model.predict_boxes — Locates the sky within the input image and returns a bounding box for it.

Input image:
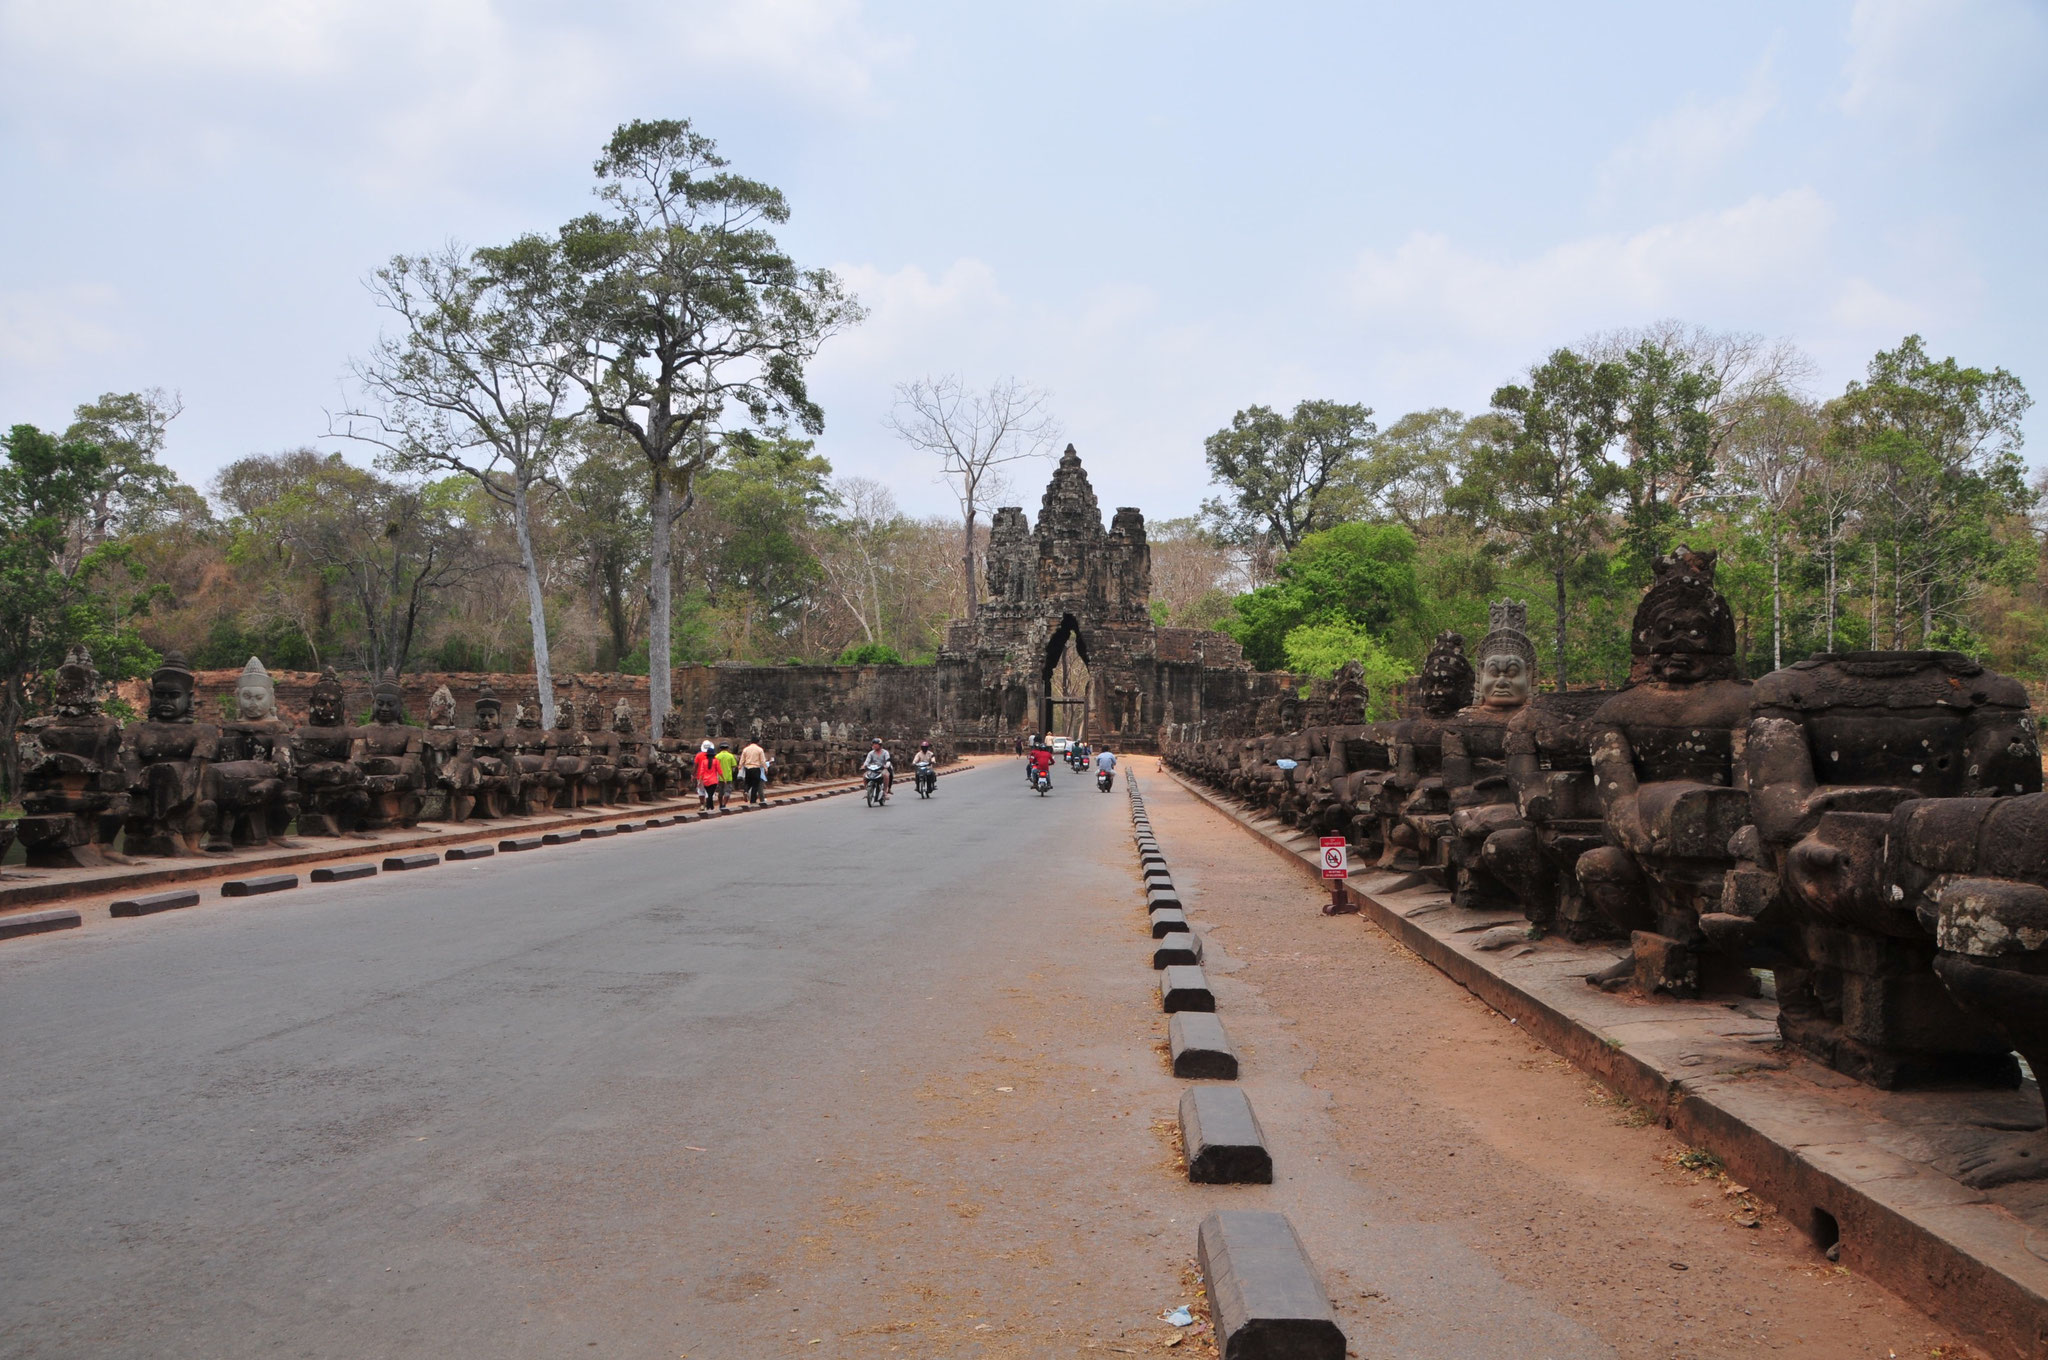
[3,0,2044,524]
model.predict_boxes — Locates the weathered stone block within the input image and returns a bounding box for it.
[110,889,200,918]
[1196,1211,1344,1358]
[0,908,82,941]
[222,874,298,897]
[1150,908,1189,938]
[542,831,579,844]
[1153,931,1202,968]
[1162,965,1214,1012]
[1180,1086,1272,1183]
[1170,1011,1238,1079]
[311,863,378,882]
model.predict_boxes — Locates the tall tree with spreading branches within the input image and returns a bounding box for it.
[885,375,1059,623]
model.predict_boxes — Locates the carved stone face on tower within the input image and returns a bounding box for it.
[149,652,197,723]
[235,656,278,722]
[1416,632,1474,719]
[1633,547,1738,684]
[1476,601,1537,711]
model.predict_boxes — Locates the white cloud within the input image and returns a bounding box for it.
[1595,57,1776,214]
[1841,0,2048,130]
[1346,189,1835,347]
[0,285,124,366]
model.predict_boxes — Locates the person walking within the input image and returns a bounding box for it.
[715,740,739,809]
[739,736,767,805]
[693,741,719,811]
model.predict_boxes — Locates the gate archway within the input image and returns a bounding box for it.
[1040,613,1091,741]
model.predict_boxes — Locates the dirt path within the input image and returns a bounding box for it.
[1134,758,1982,1359]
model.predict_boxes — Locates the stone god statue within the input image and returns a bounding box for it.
[578,697,621,806]
[450,683,520,821]
[613,699,653,804]
[1439,602,1538,911]
[1578,548,1754,995]
[121,651,222,857]
[550,699,593,809]
[417,684,461,821]
[1726,650,2040,1086]
[653,709,693,798]
[1377,631,1473,868]
[14,645,131,868]
[508,697,564,814]
[204,656,300,850]
[291,667,370,836]
[355,670,425,831]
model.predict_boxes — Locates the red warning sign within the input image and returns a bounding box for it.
[1319,835,1348,880]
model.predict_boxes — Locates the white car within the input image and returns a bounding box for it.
[1050,736,1073,753]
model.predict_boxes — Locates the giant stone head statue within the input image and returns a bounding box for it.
[1475,601,1537,712]
[473,682,502,731]
[661,710,686,739]
[612,698,636,734]
[1416,632,1474,719]
[581,699,605,732]
[148,651,198,723]
[555,699,578,732]
[1632,546,1738,685]
[308,667,347,728]
[371,669,405,726]
[54,645,103,720]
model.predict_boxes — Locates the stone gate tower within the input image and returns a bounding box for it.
[935,445,1269,748]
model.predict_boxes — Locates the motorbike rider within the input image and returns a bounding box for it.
[862,737,894,799]
[1028,738,1055,788]
[1094,745,1117,790]
[912,740,936,791]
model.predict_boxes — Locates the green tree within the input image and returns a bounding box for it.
[61,389,208,547]
[1223,521,1421,671]
[496,118,861,723]
[338,245,581,724]
[1828,335,2034,648]
[678,432,833,659]
[1613,341,1721,580]
[1,425,159,797]
[1201,399,1376,556]
[1454,350,1626,687]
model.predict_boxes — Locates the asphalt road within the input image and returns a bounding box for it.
[5,763,1167,1358]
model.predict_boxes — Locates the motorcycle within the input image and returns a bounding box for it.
[914,764,936,798]
[1097,767,1114,792]
[1035,768,1052,795]
[865,766,888,807]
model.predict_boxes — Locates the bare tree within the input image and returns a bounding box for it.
[809,477,902,646]
[1583,319,1815,461]
[1723,393,1822,668]
[884,375,1059,622]
[335,245,577,724]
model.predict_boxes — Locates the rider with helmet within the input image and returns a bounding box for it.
[912,739,937,794]
[1028,736,1055,789]
[862,738,893,799]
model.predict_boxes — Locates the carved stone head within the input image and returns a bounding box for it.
[1329,659,1368,726]
[473,683,502,732]
[613,698,635,734]
[581,699,605,732]
[371,669,404,726]
[1475,600,1537,712]
[229,655,277,721]
[1416,632,1474,719]
[1632,547,1738,684]
[148,651,197,723]
[661,711,685,739]
[308,668,348,728]
[426,684,457,728]
[54,645,102,720]
[555,699,578,732]
[515,696,544,730]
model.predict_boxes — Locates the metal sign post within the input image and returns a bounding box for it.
[1319,835,1356,915]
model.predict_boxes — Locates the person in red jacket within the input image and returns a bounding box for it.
[693,741,720,810]
[1028,739,1054,788]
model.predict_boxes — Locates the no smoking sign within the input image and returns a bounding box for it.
[1319,835,1348,880]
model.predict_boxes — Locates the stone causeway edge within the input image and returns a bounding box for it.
[1165,764,2048,1360]
[0,761,976,917]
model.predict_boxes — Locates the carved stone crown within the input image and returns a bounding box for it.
[1479,599,1538,672]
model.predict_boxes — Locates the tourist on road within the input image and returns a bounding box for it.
[1094,746,1117,791]
[693,741,719,810]
[739,737,767,804]
[1028,740,1055,789]
[863,738,894,800]
[715,740,738,808]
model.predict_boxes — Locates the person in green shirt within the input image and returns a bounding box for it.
[714,740,739,808]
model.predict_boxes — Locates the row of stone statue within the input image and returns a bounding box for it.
[10,651,913,867]
[1164,549,2048,1163]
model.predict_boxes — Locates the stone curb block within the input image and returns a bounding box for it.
[311,863,378,882]
[446,846,495,861]
[1146,888,1182,910]
[581,826,616,839]
[1149,908,1189,939]
[1196,1211,1344,1358]
[222,874,299,897]
[543,831,579,844]
[1152,931,1202,968]
[1180,1086,1273,1184]
[1144,870,1173,887]
[110,889,200,918]
[615,822,642,832]
[1161,965,1214,1013]
[498,837,545,852]
[382,853,440,871]
[1169,1011,1239,1079]
[0,908,82,940]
